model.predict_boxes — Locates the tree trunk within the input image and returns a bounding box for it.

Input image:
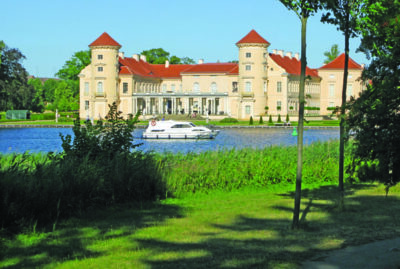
[339,3,350,210]
[292,16,307,229]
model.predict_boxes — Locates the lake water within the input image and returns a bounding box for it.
[0,127,339,154]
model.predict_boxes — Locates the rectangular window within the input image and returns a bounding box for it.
[245,81,252,92]
[85,101,89,110]
[329,84,335,97]
[347,84,353,96]
[171,84,175,91]
[329,74,335,79]
[329,102,335,108]
[84,82,89,96]
[162,84,167,92]
[246,52,251,58]
[98,54,103,60]
[98,66,103,72]
[264,82,267,93]
[277,81,282,93]
[245,105,251,114]
[245,65,251,71]
[123,82,128,94]
[232,82,238,92]
[277,101,282,107]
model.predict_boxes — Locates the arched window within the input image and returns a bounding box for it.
[193,82,200,92]
[97,82,103,94]
[211,82,217,93]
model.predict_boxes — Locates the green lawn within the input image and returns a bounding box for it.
[1,183,399,268]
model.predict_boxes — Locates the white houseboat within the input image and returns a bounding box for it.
[142,120,219,139]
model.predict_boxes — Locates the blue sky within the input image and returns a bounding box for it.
[1,0,368,78]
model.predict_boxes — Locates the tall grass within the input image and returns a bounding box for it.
[0,140,343,230]
[0,151,165,230]
[159,140,341,196]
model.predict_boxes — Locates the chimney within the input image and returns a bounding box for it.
[285,52,292,58]
[272,49,277,54]
[198,59,204,64]
[118,52,124,59]
[277,50,284,57]
[140,55,147,62]
[165,60,170,68]
[361,64,365,69]
[294,53,300,60]
[132,54,139,61]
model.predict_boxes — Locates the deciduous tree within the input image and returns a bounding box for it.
[279,0,324,229]
[322,0,363,209]
[140,48,195,64]
[347,0,400,193]
[0,43,40,111]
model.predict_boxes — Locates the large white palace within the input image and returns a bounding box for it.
[79,30,364,120]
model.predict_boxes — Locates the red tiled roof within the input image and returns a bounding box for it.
[269,53,319,77]
[119,57,155,77]
[151,64,193,78]
[319,53,362,69]
[89,32,121,47]
[181,63,238,74]
[236,30,270,45]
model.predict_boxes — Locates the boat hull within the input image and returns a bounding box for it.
[142,131,219,139]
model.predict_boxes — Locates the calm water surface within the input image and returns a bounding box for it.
[0,127,339,154]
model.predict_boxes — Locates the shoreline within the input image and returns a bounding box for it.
[0,124,340,129]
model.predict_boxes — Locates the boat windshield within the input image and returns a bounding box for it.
[171,124,193,129]
[190,123,196,127]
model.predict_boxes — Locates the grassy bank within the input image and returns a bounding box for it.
[1,184,399,268]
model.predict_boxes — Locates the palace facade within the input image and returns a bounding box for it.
[79,30,364,120]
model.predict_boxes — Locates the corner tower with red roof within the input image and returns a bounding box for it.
[80,32,122,119]
[236,30,270,119]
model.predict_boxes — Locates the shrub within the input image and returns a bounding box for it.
[249,116,253,125]
[286,114,290,122]
[220,117,238,123]
[0,102,166,230]
[259,116,264,124]
[268,115,273,124]
[277,114,282,123]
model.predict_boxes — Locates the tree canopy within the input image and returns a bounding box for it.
[0,42,41,112]
[347,0,400,192]
[140,48,195,64]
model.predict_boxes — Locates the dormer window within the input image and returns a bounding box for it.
[98,54,103,60]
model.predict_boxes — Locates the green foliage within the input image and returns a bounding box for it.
[161,141,341,196]
[0,43,40,112]
[140,48,194,65]
[55,50,90,81]
[249,116,253,125]
[277,114,282,123]
[0,103,165,230]
[304,106,320,110]
[286,114,290,122]
[269,115,273,124]
[219,117,238,123]
[348,0,400,190]
[259,116,264,124]
[323,44,340,64]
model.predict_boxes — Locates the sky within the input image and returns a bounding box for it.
[1,0,368,78]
